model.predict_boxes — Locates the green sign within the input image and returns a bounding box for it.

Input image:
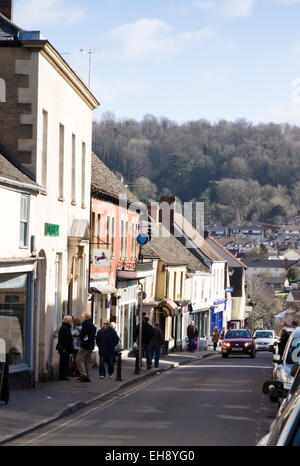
[45,223,60,236]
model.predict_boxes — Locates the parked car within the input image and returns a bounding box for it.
[221,329,255,358]
[257,385,300,446]
[265,327,300,403]
[253,329,278,352]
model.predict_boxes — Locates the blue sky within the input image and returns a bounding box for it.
[13,0,300,125]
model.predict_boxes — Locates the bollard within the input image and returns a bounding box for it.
[134,349,140,374]
[115,352,122,381]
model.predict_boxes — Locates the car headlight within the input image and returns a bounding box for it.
[225,342,231,347]
[244,343,250,347]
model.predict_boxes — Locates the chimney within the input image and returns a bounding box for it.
[0,0,13,20]
[159,196,176,234]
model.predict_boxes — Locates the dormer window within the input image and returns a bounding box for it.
[0,78,6,102]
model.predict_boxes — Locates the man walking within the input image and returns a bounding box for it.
[149,323,164,369]
[187,320,198,353]
[134,316,154,370]
[96,320,119,379]
[76,312,96,382]
[56,315,74,381]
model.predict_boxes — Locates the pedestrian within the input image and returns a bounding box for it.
[187,321,199,353]
[149,323,164,369]
[220,327,226,340]
[278,327,290,357]
[134,316,154,369]
[56,315,74,381]
[71,317,82,377]
[110,322,122,363]
[96,320,119,379]
[76,311,96,382]
[211,327,220,351]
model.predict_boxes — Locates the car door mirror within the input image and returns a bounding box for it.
[273,354,282,363]
[291,364,299,378]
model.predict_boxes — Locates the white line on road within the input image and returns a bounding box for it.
[177,365,271,369]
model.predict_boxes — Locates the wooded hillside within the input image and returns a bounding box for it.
[92,113,300,225]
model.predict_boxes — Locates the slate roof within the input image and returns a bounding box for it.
[173,212,224,263]
[207,236,247,268]
[0,152,39,189]
[142,222,208,273]
[91,152,142,206]
[242,259,295,268]
[0,12,22,41]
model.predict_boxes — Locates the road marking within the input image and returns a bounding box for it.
[177,365,271,369]
[218,415,256,422]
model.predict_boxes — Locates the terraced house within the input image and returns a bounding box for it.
[0,4,99,386]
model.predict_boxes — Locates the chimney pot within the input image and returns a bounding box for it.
[0,0,13,20]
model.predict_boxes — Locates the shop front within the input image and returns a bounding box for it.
[192,308,210,339]
[210,299,227,334]
[116,281,138,351]
[154,299,180,353]
[0,261,35,388]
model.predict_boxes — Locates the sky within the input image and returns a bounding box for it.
[12,0,300,126]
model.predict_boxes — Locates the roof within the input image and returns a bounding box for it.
[91,152,142,207]
[242,259,295,268]
[207,236,247,268]
[0,12,22,41]
[0,152,39,190]
[288,290,300,301]
[142,222,208,272]
[173,212,224,263]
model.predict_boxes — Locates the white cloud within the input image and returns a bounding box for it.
[14,0,86,29]
[103,18,215,61]
[220,0,256,18]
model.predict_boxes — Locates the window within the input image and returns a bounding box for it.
[41,110,48,187]
[0,78,5,102]
[131,223,135,258]
[125,221,128,258]
[58,124,64,199]
[71,134,76,204]
[106,216,110,251]
[0,272,31,366]
[97,214,101,248]
[111,217,115,257]
[19,195,30,248]
[81,142,86,208]
[173,272,177,300]
[121,220,124,258]
[91,212,95,248]
[54,254,62,332]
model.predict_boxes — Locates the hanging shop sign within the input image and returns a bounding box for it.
[93,249,111,267]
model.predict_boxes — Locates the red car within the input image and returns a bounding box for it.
[221,329,255,358]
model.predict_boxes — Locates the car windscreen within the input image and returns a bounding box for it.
[255,331,273,338]
[286,337,300,366]
[225,330,251,339]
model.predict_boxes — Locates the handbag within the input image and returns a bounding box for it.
[114,342,123,353]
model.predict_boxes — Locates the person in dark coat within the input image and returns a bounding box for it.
[96,320,119,379]
[134,316,154,369]
[278,327,290,357]
[149,323,164,369]
[76,312,96,382]
[187,321,199,353]
[56,315,74,381]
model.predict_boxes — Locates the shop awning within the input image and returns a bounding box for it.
[156,299,180,317]
[89,285,117,295]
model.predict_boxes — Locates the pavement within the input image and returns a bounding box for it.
[0,349,215,445]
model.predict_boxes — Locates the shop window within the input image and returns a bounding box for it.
[0,78,5,102]
[0,272,31,366]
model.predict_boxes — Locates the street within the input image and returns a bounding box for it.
[5,351,278,446]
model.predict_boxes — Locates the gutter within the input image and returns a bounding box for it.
[0,176,46,194]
